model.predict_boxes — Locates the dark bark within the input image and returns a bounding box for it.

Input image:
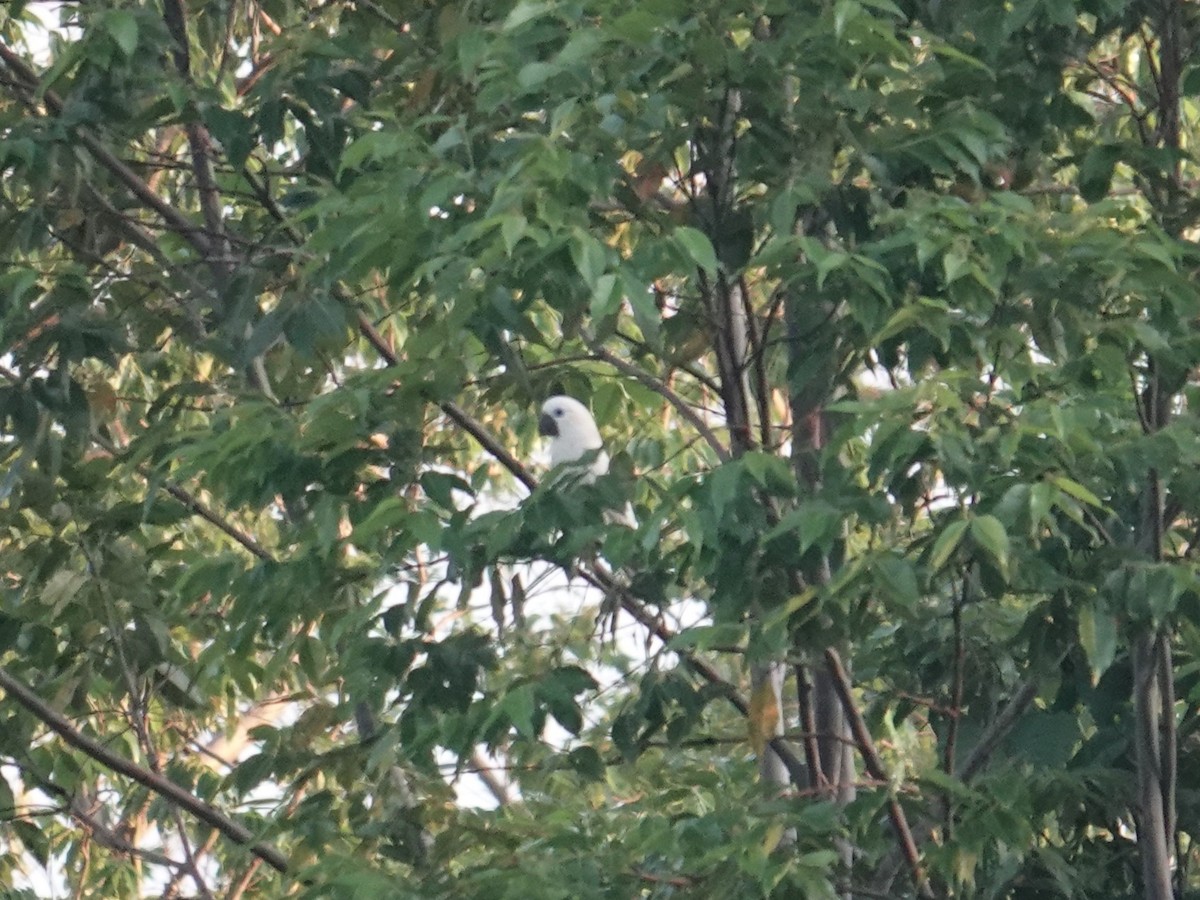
[0,667,289,874]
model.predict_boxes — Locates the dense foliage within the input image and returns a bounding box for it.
[1,0,1199,896]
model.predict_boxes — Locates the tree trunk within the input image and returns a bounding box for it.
[1132,629,1175,900]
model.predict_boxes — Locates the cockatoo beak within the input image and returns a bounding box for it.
[538,413,558,437]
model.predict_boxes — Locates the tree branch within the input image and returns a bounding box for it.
[0,667,289,874]
[162,0,229,259]
[27,769,183,871]
[470,748,513,806]
[0,44,213,257]
[583,337,730,461]
[577,560,808,786]
[615,328,722,394]
[92,428,274,562]
[352,312,538,492]
[958,677,1038,782]
[824,649,932,898]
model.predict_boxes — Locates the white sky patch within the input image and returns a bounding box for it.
[21,3,75,64]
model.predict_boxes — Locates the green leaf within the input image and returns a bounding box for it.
[589,272,620,320]
[36,39,85,99]
[1008,711,1080,768]
[833,0,861,37]
[502,685,537,738]
[942,245,971,284]
[669,623,747,651]
[675,226,719,274]
[876,298,951,345]
[204,106,255,170]
[566,745,604,780]
[625,279,662,343]
[610,10,660,43]
[1078,143,1122,203]
[815,249,852,289]
[929,42,993,73]
[873,553,920,607]
[12,819,49,867]
[970,514,1010,575]
[1049,475,1105,509]
[517,61,559,90]
[929,518,968,571]
[41,569,87,614]
[350,497,409,544]
[1078,603,1117,683]
[500,213,526,255]
[0,774,13,822]
[420,471,473,510]
[503,0,553,30]
[104,10,139,58]
[230,752,275,796]
[1184,65,1200,96]
[570,231,608,287]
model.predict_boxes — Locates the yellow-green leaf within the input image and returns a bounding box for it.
[970,514,1010,575]
[929,518,968,571]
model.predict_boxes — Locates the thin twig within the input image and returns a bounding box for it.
[958,677,1038,782]
[28,770,183,870]
[161,829,220,900]
[92,431,274,562]
[615,328,722,393]
[470,748,513,806]
[577,560,808,785]
[163,0,230,262]
[584,338,730,461]
[738,274,773,451]
[943,573,967,836]
[352,313,538,491]
[224,785,306,900]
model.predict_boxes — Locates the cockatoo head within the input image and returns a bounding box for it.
[538,395,608,477]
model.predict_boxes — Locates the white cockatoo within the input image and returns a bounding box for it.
[538,395,635,526]
[538,395,609,481]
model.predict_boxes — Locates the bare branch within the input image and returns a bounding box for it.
[162,0,229,256]
[942,574,967,834]
[584,337,730,461]
[0,667,289,874]
[470,748,513,806]
[824,648,933,898]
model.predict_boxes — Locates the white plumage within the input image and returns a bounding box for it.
[538,395,609,482]
[538,395,635,527]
